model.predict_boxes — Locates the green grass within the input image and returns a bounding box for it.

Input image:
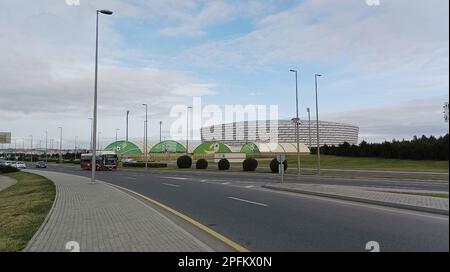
[0,172,55,252]
[233,155,449,173]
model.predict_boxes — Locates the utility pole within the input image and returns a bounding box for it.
[142,104,148,169]
[186,106,192,154]
[159,121,162,143]
[45,131,48,163]
[290,69,301,175]
[307,108,312,149]
[91,9,114,184]
[126,110,130,144]
[75,136,78,161]
[30,135,33,163]
[58,127,63,163]
[315,74,322,174]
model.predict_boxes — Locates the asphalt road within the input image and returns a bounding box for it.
[37,165,449,252]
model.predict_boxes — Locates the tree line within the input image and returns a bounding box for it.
[310,134,449,161]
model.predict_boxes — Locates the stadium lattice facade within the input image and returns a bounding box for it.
[200,120,359,147]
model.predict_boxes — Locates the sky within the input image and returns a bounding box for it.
[0,0,448,149]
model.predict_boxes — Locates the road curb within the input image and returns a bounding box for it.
[262,185,449,216]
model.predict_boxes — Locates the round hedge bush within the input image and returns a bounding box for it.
[269,158,288,173]
[242,158,258,171]
[218,158,230,170]
[177,155,192,169]
[196,159,208,169]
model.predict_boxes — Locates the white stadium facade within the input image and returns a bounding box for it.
[200,120,359,149]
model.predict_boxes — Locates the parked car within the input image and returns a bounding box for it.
[35,161,47,168]
[11,161,27,169]
[121,158,136,163]
[0,160,7,166]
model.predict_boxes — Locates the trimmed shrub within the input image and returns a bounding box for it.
[269,158,288,173]
[123,162,167,168]
[177,155,192,169]
[196,159,208,169]
[243,158,258,171]
[218,158,230,170]
[0,165,20,173]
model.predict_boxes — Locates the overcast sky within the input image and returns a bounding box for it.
[0,0,448,149]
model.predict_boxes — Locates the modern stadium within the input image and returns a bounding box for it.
[103,120,358,157]
[200,120,359,148]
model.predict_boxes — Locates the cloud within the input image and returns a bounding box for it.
[322,96,449,142]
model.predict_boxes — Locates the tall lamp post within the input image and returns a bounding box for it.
[307,108,312,149]
[29,135,33,163]
[186,106,192,154]
[91,9,113,184]
[126,110,130,144]
[142,103,148,169]
[58,127,63,163]
[115,129,120,153]
[290,69,301,175]
[159,121,162,143]
[314,74,322,174]
[44,130,48,163]
[75,136,78,161]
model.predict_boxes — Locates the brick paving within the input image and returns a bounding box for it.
[24,170,213,252]
[264,183,449,214]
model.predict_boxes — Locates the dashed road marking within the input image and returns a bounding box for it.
[228,197,268,207]
[163,183,181,188]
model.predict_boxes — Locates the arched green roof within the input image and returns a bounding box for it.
[150,140,186,153]
[240,142,260,154]
[104,141,143,155]
[193,141,232,154]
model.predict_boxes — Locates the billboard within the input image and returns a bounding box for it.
[0,132,11,144]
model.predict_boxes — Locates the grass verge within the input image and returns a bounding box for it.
[0,172,55,252]
[231,155,449,173]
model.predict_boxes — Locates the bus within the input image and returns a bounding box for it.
[80,151,118,171]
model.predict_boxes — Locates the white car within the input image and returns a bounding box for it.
[11,161,27,169]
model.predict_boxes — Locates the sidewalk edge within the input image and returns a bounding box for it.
[262,185,449,216]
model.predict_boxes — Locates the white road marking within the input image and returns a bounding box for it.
[222,182,230,185]
[165,177,188,180]
[245,185,255,189]
[228,197,268,207]
[163,183,181,188]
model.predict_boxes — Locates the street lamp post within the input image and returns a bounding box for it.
[126,110,130,144]
[115,129,120,153]
[315,74,322,174]
[186,106,192,155]
[91,9,113,184]
[75,136,78,161]
[30,135,33,163]
[159,121,162,143]
[307,108,312,149]
[290,69,301,175]
[58,127,63,163]
[142,104,148,169]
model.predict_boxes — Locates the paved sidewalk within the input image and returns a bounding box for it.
[24,170,213,252]
[0,175,17,192]
[263,183,449,215]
